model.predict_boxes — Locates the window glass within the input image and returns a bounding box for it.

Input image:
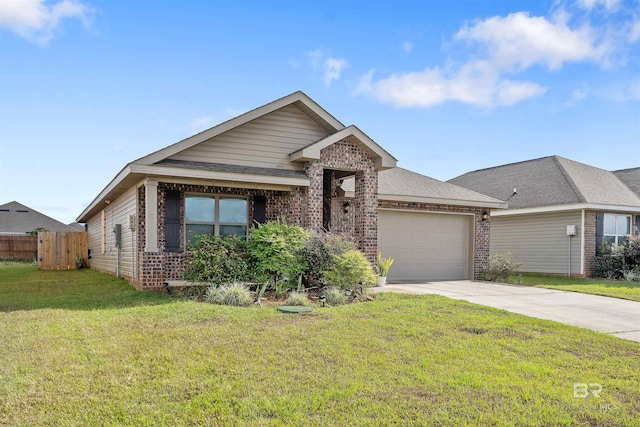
[604,214,616,235]
[603,236,616,245]
[618,216,631,235]
[220,225,247,237]
[219,198,247,223]
[186,224,214,245]
[185,197,215,222]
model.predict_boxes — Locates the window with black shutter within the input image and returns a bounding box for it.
[165,190,181,252]
[253,195,266,225]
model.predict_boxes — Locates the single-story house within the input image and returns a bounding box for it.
[449,156,640,277]
[77,91,506,289]
[0,201,80,235]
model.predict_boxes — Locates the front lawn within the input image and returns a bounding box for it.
[516,273,640,302]
[1,264,639,426]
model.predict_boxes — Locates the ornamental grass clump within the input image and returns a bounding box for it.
[323,286,347,306]
[285,290,311,306]
[206,282,253,307]
[481,252,521,283]
[377,252,394,277]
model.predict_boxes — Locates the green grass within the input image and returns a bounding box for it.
[1,264,639,426]
[516,273,640,302]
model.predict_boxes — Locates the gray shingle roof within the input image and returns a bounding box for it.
[448,156,640,210]
[613,167,640,197]
[342,167,506,206]
[155,159,309,179]
[0,201,79,235]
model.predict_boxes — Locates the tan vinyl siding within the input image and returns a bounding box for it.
[168,104,329,170]
[491,210,583,275]
[86,186,137,280]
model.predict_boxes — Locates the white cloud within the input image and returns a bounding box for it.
[630,80,640,100]
[357,10,613,108]
[402,40,413,53]
[0,0,92,46]
[454,12,610,70]
[323,57,347,87]
[576,0,620,11]
[571,87,588,102]
[630,19,640,42]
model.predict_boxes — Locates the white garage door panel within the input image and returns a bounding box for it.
[378,210,472,281]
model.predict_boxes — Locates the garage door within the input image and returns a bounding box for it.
[378,210,472,282]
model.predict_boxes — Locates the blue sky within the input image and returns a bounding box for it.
[1,0,639,224]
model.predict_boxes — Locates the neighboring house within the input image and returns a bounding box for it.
[613,167,640,198]
[0,201,79,235]
[449,156,640,277]
[67,222,86,232]
[77,91,505,289]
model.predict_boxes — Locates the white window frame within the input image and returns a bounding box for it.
[603,213,631,246]
[184,195,248,245]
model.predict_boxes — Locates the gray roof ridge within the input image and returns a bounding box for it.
[552,156,587,203]
[613,166,640,173]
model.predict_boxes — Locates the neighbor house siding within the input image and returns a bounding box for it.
[167,105,330,170]
[491,210,583,275]
[86,186,137,280]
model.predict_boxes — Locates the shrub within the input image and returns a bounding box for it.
[323,286,347,306]
[285,291,311,306]
[184,235,249,285]
[595,229,640,280]
[322,249,376,289]
[302,233,356,286]
[481,252,521,283]
[206,282,253,307]
[248,219,310,293]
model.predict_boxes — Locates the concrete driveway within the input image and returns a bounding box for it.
[379,281,640,343]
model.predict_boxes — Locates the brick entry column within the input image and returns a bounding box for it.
[304,161,324,232]
[353,169,378,263]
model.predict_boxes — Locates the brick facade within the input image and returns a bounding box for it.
[583,209,637,277]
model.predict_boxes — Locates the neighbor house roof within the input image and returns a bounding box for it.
[613,167,640,197]
[448,156,640,215]
[0,201,79,235]
[341,167,507,209]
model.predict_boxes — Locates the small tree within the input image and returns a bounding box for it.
[248,219,310,296]
[322,249,376,289]
[27,227,47,236]
[301,233,356,286]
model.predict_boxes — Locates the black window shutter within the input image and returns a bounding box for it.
[636,215,640,233]
[253,195,267,225]
[595,212,604,255]
[165,190,181,252]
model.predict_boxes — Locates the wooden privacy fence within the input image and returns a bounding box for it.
[0,235,37,260]
[38,231,88,270]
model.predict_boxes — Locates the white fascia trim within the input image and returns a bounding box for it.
[289,125,397,169]
[137,92,344,166]
[130,164,310,188]
[345,191,508,209]
[76,165,132,222]
[491,203,640,216]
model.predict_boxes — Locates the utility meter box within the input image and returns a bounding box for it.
[566,225,576,236]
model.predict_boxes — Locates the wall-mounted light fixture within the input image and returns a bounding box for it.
[343,201,350,214]
[481,211,489,221]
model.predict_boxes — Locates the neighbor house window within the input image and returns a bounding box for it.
[185,195,247,244]
[603,214,631,246]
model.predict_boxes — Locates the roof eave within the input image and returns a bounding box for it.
[491,203,640,216]
[343,191,508,209]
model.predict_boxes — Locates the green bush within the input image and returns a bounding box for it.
[595,229,640,280]
[323,286,347,306]
[184,235,249,285]
[285,291,311,306]
[481,252,521,283]
[302,233,356,286]
[248,219,310,294]
[322,249,376,289]
[206,283,253,307]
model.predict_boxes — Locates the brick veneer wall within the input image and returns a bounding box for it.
[134,182,305,289]
[378,200,490,280]
[305,139,378,262]
[583,210,597,277]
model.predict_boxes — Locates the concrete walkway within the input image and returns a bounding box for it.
[378,281,640,343]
